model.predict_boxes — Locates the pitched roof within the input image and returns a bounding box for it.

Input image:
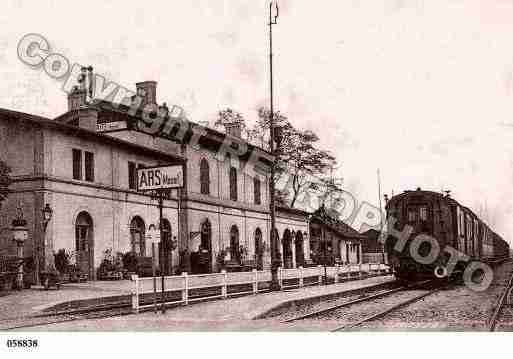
[0,107,184,163]
[311,206,366,240]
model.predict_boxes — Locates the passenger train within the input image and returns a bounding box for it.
[384,189,509,280]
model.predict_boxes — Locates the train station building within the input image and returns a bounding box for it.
[0,80,312,280]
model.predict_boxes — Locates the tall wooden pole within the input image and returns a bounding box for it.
[159,192,166,314]
[269,1,280,291]
[377,169,385,263]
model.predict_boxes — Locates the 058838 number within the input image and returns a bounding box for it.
[6,339,38,348]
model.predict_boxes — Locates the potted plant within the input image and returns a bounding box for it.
[122,252,137,279]
[54,249,71,282]
[216,248,227,272]
[98,248,124,280]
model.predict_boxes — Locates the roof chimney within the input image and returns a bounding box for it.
[224,122,242,138]
[68,86,87,111]
[77,107,98,132]
[136,81,157,107]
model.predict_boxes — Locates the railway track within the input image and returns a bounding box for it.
[488,260,513,331]
[282,279,447,331]
[331,285,444,331]
[0,306,133,331]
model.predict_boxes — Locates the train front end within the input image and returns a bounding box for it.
[384,189,450,281]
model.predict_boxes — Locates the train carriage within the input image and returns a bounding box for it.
[384,188,509,280]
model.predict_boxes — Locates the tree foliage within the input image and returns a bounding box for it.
[0,160,11,208]
[215,108,246,129]
[251,107,338,209]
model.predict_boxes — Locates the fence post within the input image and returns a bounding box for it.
[299,266,304,288]
[318,265,322,286]
[131,274,139,314]
[347,265,351,280]
[334,264,339,283]
[253,269,258,294]
[358,263,363,278]
[222,270,228,298]
[182,272,189,305]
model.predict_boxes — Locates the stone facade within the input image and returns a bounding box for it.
[0,86,311,279]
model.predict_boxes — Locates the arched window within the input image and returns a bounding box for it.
[254,177,261,205]
[230,225,240,263]
[130,216,146,256]
[200,158,210,195]
[229,167,238,201]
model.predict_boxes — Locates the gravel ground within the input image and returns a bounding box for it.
[355,260,513,331]
[282,288,432,331]
[264,282,399,321]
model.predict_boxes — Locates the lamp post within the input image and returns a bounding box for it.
[268,0,281,291]
[12,205,28,290]
[37,203,53,285]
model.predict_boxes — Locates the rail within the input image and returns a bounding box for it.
[130,263,391,313]
[488,260,513,331]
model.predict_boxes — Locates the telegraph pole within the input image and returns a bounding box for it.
[159,191,166,314]
[377,169,385,263]
[269,0,280,291]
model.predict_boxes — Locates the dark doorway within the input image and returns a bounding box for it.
[283,229,293,269]
[255,228,263,270]
[295,231,305,267]
[130,216,146,256]
[230,225,241,264]
[159,219,172,275]
[194,219,212,274]
[75,212,94,279]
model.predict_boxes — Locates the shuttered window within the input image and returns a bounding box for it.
[229,167,238,201]
[72,149,82,180]
[84,151,94,182]
[254,177,261,205]
[200,158,210,195]
[128,161,137,190]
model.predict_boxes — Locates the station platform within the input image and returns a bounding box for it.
[3,274,395,331]
[0,275,394,321]
[0,281,132,321]
[145,274,395,322]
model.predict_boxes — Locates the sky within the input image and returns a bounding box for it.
[1,0,513,243]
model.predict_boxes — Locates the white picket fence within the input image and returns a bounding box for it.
[131,263,390,313]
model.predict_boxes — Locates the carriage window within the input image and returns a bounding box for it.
[419,206,428,221]
[407,208,418,223]
[458,210,464,236]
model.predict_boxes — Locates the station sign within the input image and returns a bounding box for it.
[96,121,127,132]
[137,165,184,191]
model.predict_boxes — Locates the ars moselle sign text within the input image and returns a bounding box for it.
[137,165,184,191]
